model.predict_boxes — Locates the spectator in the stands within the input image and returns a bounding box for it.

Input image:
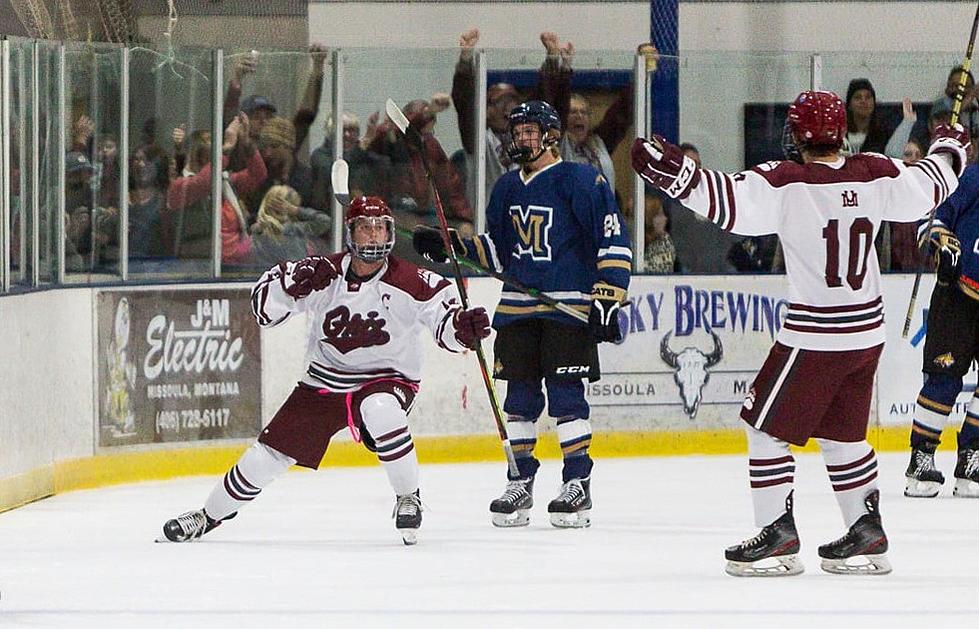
[845,78,891,154]
[310,112,393,211]
[452,28,567,202]
[242,116,323,228]
[932,65,978,138]
[642,192,676,274]
[224,44,328,159]
[368,98,473,233]
[166,113,267,262]
[249,184,332,268]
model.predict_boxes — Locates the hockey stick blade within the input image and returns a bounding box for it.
[331,158,351,207]
[385,98,423,147]
[385,98,410,134]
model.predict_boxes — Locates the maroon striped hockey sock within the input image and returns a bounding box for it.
[818,439,879,527]
[746,426,795,527]
[204,442,295,521]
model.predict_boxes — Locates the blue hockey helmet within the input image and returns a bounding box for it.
[506,100,562,163]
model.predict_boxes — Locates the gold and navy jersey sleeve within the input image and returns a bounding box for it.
[574,169,631,297]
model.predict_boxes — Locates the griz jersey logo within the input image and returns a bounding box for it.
[320,306,390,354]
[660,329,724,418]
[510,204,553,261]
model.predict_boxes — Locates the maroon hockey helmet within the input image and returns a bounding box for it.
[345,196,395,262]
[787,90,847,151]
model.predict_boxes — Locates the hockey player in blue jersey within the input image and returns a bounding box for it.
[906,159,979,499]
[413,100,631,528]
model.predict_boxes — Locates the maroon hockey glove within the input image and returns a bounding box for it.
[928,123,971,177]
[630,135,701,199]
[283,256,339,299]
[454,307,491,350]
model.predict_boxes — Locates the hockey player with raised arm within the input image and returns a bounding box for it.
[632,90,968,576]
[905,161,979,499]
[412,100,631,529]
[159,196,491,545]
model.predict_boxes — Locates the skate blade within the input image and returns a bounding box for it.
[400,529,418,546]
[820,554,892,575]
[904,478,942,498]
[491,510,530,528]
[953,478,979,498]
[725,555,804,577]
[549,509,591,529]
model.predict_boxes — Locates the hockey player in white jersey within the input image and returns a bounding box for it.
[159,196,491,545]
[632,90,969,576]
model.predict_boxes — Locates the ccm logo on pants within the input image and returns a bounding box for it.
[556,365,591,374]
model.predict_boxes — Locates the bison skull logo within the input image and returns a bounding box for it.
[660,328,723,418]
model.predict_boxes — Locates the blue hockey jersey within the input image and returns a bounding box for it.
[927,164,979,300]
[461,159,632,328]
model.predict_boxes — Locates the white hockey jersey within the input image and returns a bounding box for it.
[251,253,469,391]
[681,152,958,350]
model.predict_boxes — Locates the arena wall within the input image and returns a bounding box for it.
[1,274,962,512]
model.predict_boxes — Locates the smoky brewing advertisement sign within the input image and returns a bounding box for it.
[96,288,261,447]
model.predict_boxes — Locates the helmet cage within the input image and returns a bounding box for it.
[506,100,561,163]
[345,215,395,262]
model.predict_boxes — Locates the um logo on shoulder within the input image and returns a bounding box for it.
[842,190,859,207]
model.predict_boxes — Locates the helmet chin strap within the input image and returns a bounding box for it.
[508,134,558,164]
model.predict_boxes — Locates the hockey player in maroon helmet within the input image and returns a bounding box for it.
[633,90,969,576]
[160,195,491,546]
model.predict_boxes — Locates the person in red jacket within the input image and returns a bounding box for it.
[165,113,267,264]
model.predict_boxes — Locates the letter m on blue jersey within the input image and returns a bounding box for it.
[509,204,553,261]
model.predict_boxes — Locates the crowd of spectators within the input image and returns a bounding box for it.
[9,37,977,279]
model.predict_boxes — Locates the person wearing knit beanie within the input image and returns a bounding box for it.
[259,116,297,151]
[845,78,889,154]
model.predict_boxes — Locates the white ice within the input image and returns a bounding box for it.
[0,452,976,629]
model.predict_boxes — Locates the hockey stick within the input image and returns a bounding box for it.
[332,155,519,477]
[902,0,979,338]
[383,101,519,477]
[390,225,591,324]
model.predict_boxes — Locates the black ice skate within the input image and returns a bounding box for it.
[547,477,591,529]
[157,509,233,543]
[904,442,946,498]
[724,492,802,577]
[393,489,423,545]
[489,477,534,527]
[953,440,979,498]
[818,489,891,575]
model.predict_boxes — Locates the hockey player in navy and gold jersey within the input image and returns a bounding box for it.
[413,100,631,529]
[906,162,979,499]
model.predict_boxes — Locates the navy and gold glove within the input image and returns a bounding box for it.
[935,233,961,286]
[589,282,626,343]
[919,225,961,286]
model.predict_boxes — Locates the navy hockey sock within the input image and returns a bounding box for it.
[556,415,593,482]
[958,393,979,448]
[506,415,540,480]
[911,373,961,448]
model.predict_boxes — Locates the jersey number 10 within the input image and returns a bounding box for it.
[821,217,873,290]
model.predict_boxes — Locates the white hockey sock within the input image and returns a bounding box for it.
[362,393,418,497]
[205,442,295,521]
[817,439,878,528]
[746,426,795,527]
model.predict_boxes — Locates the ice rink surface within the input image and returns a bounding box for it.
[0,452,976,629]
